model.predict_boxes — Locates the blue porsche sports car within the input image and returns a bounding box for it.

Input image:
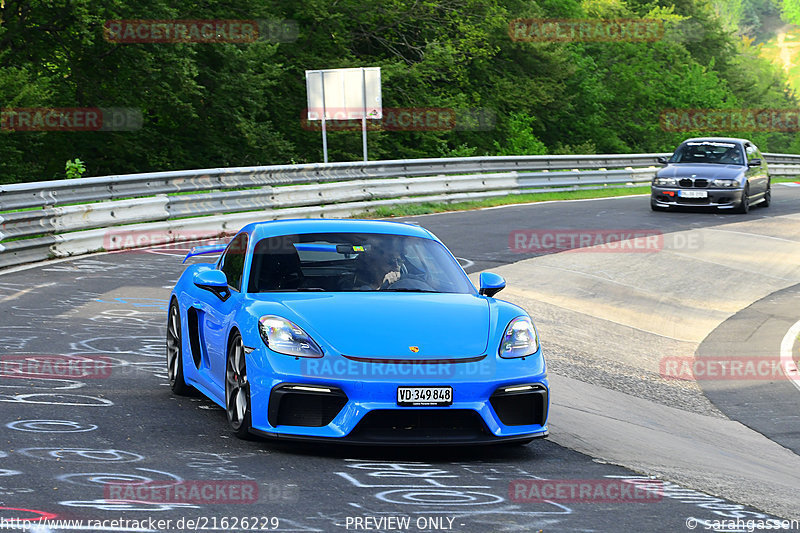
[166,219,549,445]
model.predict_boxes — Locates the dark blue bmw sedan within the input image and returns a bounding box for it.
[651,137,770,213]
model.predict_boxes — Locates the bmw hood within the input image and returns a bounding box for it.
[261,293,491,360]
[657,164,745,180]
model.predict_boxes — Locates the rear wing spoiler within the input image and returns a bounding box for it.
[183,244,227,264]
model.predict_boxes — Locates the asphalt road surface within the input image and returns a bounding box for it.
[1,189,798,532]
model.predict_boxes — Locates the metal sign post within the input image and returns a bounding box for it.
[320,72,328,163]
[361,68,368,161]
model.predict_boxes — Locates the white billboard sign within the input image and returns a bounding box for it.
[305,67,382,120]
[305,67,382,162]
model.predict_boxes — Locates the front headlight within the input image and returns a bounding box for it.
[499,317,540,359]
[259,316,323,358]
[653,177,678,186]
[712,179,737,188]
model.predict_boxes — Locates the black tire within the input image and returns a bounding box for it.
[735,185,750,214]
[166,301,192,395]
[761,183,771,208]
[651,201,668,212]
[225,332,253,439]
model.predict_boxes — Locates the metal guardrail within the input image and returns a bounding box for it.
[1,152,799,270]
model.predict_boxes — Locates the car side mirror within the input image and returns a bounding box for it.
[656,156,668,165]
[479,272,506,297]
[194,269,230,301]
[748,158,762,167]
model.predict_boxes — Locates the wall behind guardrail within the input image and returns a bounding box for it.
[2,152,800,269]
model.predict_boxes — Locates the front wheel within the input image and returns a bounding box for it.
[761,183,771,208]
[225,332,253,439]
[735,186,750,214]
[166,301,192,395]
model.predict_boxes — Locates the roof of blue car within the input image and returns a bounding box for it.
[242,218,435,240]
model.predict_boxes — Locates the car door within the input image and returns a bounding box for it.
[192,233,248,399]
[745,142,768,196]
[753,143,769,193]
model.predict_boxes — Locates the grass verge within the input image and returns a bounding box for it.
[358,185,651,217]
[359,177,800,218]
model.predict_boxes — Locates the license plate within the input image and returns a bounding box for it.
[679,190,707,198]
[397,386,453,406]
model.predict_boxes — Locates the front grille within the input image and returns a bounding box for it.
[349,409,489,442]
[490,385,548,426]
[678,178,708,188]
[268,384,347,427]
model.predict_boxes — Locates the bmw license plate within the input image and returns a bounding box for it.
[397,386,453,406]
[679,190,707,198]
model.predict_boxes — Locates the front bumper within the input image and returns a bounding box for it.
[246,349,550,445]
[651,186,744,209]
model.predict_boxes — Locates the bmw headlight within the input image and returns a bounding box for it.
[259,316,323,358]
[499,317,540,358]
[712,179,737,188]
[653,177,677,186]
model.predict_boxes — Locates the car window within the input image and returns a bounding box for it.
[745,144,759,162]
[219,233,248,292]
[248,232,475,294]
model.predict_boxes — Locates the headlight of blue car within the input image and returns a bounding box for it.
[712,179,738,188]
[499,317,540,358]
[653,177,677,186]
[259,316,324,358]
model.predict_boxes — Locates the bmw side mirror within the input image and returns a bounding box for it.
[748,158,762,167]
[479,272,506,297]
[194,269,230,300]
[656,156,668,165]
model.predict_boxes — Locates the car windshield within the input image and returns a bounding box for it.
[668,141,744,165]
[248,232,475,294]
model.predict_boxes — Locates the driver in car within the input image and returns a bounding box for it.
[353,243,404,290]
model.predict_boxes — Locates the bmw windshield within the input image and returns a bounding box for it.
[668,141,744,165]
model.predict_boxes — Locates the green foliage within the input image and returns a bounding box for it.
[65,158,86,179]
[0,0,797,184]
[494,113,547,155]
[781,0,800,24]
[437,142,480,158]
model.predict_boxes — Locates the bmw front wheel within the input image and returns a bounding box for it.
[735,185,750,214]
